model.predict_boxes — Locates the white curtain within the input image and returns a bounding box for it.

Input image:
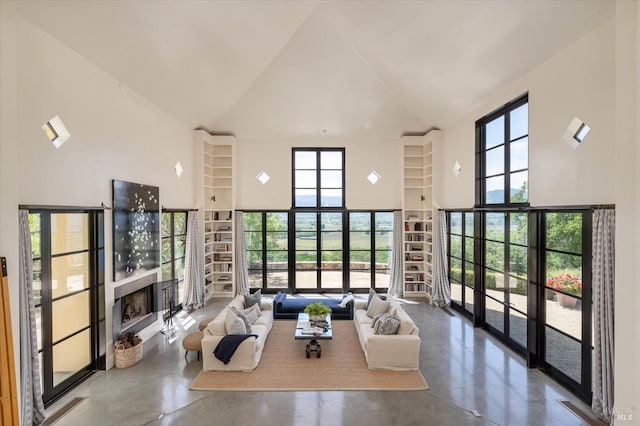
[431,210,451,307]
[387,211,403,298]
[182,211,205,310]
[591,209,615,422]
[234,211,250,296]
[19,209,46,425]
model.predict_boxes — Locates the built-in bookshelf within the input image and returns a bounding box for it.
[402,135,433,298]
[196,131,235,299]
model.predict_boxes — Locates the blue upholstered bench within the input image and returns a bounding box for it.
[272,292,354,320]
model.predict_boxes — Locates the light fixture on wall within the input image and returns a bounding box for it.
[256,170,270,184]
[41,115,70,149]
[174,161,184,178]
[367,170,381,184]
[452,161,462,178]
[563,116,591,149]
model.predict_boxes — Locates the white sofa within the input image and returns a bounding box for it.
[353,298,421,371]
[201,295,273,371]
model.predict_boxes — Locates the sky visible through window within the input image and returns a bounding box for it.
[484,101,528,204]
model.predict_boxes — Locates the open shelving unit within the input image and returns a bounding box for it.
[402,135,434,299]
[196,131,235,299]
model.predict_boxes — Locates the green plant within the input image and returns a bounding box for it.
[547,273,582,296]
[304,301,332,317]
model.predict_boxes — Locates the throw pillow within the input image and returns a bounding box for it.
[225,309,248,335]
[338,293,354,308]
[365,288,377,310]
[374,315,401,335]
[234,304,260,324]
[244,289,262,309]
[365,288,387,310]
[366,293,390,318]
[230,306,251,330]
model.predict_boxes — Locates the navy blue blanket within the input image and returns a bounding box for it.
[214,334,258,364]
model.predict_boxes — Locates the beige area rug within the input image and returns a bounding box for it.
[190,320,429,391]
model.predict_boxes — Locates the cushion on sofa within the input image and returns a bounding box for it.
[394,305,418,335]
[374,309,400,335]
[232,305,260,325]
[229,295,245,311]
[354,308,373,326]
[244,289,262,309]
[366,294,390,318]
[206,310,229,335]
[225,309,248,334]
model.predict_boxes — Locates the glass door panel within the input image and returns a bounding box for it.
[52,329,91,387]
[52,292,90,341]
[542,210,591,399]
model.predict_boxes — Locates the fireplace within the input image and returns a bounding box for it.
[112,274,162,340]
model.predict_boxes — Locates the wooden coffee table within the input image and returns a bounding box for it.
[294,313,332,358]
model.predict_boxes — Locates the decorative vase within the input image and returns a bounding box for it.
[557,293,578,309]
[309,314,326,324]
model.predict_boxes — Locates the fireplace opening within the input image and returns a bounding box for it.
[121,287,153,331]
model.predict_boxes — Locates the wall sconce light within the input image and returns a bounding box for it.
[367,171,381,184]
[42,115,70,149]
[563,116,591,149]
[256,171,270,184]
[452,161,462,178]
[174,161,184,178]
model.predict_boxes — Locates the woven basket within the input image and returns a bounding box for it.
[114,341,143,368]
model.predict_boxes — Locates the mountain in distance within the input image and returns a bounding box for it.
[486,189,527,203]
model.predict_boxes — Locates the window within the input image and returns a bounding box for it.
[447,211,474,315]
[161,211,187,310]
[244,211,289,290]
[348,211,393,290]
[293,148,344,208]
[476,94,528,206]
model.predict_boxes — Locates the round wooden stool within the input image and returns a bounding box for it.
[198,317,215,331]
[182,331,204,361]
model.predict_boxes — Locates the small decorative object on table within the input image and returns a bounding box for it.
[114,332,143,368]
[304,301,332,325]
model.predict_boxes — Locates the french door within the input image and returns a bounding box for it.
[293,211,344,292]
[31,210,104,406]
[481,211,529,352]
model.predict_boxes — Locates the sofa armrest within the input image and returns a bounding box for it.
[365,334,421,371]
[201,333,260,371]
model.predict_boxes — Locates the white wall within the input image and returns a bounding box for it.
[235,136,402,210]
[0,0,21,411]
[614,0,639,420]
[440,19,615,208]
[0,3,195,402]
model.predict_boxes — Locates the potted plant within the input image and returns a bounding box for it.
[304,301,332,323]
[547,273,582,308]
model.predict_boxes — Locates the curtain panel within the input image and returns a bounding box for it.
[19,209,46,425]
[182,211,205,310]
[591,208,615,422]
[387,211,403,298]
[234,211,250,296]
[431,210,451,307]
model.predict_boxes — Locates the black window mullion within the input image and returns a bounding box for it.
[39,213,53,399]
[262,212,267,289]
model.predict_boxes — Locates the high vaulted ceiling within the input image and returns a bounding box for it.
[16,1,614,139]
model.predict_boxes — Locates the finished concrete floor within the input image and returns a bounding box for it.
[45,296,602,426]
